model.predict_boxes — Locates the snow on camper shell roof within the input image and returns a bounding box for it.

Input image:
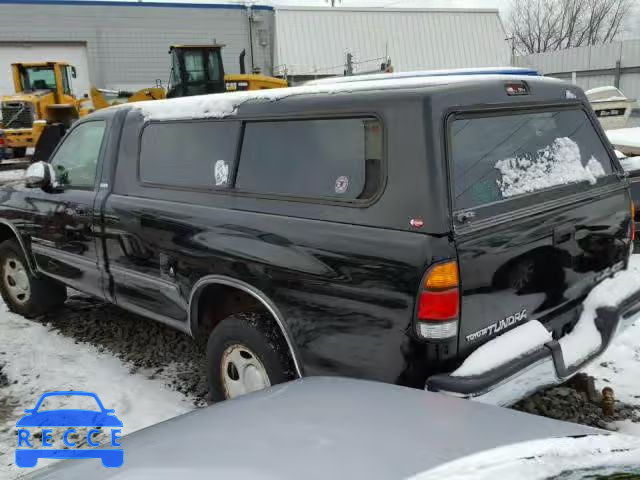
[128,74,566,122]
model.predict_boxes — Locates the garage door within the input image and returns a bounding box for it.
[0,42,91,100]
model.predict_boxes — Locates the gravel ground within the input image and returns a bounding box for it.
[36,294,209,404]
[514,382,640,430]
[6,292,640,434]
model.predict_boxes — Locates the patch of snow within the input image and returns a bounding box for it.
[129,74,564,121]
[560,255,640,367]
[495,137,601,198]
[587,314,640,406]
[0,303,195,477]
[586,86,626,100]
[0,169,24,182]
[615,149,627,159]
[620,156,640,172]
[411,434,640,480]
[446,256,640,408]
[607,127,640,149]
[586,156,607,178]
[451,320,551,377]
[591,96,629,102]
[613,420,640,436]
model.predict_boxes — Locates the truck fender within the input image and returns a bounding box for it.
[188,275,303,378]
[0,219,37,275]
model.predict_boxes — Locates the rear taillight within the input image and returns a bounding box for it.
[416,261,459,340]
[0,137,4,146]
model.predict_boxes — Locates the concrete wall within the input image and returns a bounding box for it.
[0,0,275,92]
[515,40,640,99]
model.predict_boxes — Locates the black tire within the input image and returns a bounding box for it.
[12,147,26,159]
[0,239,66,318]
[206,312,294,402]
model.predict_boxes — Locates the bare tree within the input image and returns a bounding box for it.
[508,0,632,54]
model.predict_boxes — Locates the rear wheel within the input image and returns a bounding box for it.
[0,240,66,318]
[206,312,294,402]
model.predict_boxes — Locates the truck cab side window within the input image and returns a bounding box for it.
[50,121,106,189]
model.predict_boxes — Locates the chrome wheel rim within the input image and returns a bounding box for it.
[221,344,270,399]
[3,256,30,305]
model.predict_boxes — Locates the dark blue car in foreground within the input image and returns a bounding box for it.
[16,391,123,468]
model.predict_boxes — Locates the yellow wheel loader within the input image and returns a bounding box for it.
[167,45,287,98]
[0,62,85,158]
[89,86,166,110]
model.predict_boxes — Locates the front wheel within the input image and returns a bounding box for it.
[0,240,66,318]
[206,312,294,402]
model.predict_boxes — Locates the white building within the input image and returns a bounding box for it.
[0,1,512,94]
[0,0,275,97]
[274,6,512,82]
[516,40,640,100]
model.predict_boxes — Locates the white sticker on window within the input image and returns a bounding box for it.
[214,160,229,186]
[335,176,349,194]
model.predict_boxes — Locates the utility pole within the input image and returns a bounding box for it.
[505,36,516,65]
[327,0,341,6]
[344,52,353,76]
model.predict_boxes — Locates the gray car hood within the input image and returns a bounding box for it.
[28,377,612,479]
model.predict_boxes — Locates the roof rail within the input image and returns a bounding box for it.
[304,67,539,86]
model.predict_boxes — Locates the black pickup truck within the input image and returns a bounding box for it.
[0,73,638,403]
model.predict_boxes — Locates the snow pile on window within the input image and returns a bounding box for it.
[586,156,607,177]
[495,137,606,198]
[620,156,640,172]
[451,320,551,377]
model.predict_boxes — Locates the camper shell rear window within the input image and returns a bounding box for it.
[450,108,613,211]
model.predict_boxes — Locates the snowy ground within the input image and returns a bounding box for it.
[0,302,196,478]
[0,265,639,478]
[0,169,25,183]
[587,316,640,435]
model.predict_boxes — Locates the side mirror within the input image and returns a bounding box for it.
[71,66,77,79]
[25,161,57,190]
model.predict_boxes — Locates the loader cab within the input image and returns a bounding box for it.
[167,45,226,98]
[13,62,77,101]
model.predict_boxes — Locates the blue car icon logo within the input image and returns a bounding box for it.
[16,391,123,468]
